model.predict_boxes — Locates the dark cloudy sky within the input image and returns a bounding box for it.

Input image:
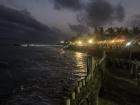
[0,0,140,34]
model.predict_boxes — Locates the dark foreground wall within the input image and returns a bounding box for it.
[63,56,105,105]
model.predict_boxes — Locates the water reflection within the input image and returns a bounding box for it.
[75,52,87,73]
[60,48,65,55]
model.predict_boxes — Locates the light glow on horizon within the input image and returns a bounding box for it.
[88,39,93,44]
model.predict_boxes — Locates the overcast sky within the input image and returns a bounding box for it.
[0,0,140,34]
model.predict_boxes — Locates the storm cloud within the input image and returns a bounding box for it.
[78,0,125,27]
[115,4,125,22]
[84,0,114,26]
[0,0,126,37]
[127,15,140,28]
[0,5,66,43]
[52,0,125,27]
[69,24,89,34]
[52,0,82,10]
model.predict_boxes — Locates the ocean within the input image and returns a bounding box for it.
[0,45,87,105]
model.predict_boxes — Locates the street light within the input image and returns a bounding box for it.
[76,41,83,46]
[88,39,93,44]
[125,41,132,47]
[60,41,64,44]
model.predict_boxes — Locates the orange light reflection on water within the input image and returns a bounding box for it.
[75,52,87,73]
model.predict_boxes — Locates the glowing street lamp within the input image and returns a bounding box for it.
[88,39,93,44]
[76,41,83,46]
[60,41,64,44]
[111,40,115,43]
[125,41,132,47]
[78,41,82,44]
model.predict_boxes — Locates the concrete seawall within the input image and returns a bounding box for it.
[63,51,140,105]
[63,55,106,105]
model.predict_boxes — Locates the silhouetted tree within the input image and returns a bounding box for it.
[133,27,140,35]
